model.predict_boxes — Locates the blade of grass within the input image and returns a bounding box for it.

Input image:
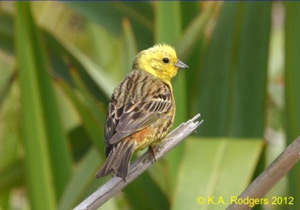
[285,2,300,209]
[17,0,73,202]
[58,148,103,210]
[193,2,238,136]
[85,22,121,80]
[121,18,138,77]
[155,1,181,44]
[55,78,104,154]
[175,2,220,115]
[0,160,23,195]
[56,38,116,98]
[0,11,14,54]
[176,2,219,60]
[173,138,263,210]
[123,172,170,210]
[42,29,111,104]
[193,2,270,137]
[155,1,186,194]
[284,3,300,151]
[229,2,271,137]
[69,68,106,125]
[64,2,153,48]
[16,2,58,209]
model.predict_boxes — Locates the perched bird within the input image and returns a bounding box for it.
[96,44,188,179]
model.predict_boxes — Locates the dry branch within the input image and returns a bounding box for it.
[74,113,203,210]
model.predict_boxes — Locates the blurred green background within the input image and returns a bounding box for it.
[0,2,299,210]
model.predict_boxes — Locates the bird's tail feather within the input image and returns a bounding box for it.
[96,141,136,179]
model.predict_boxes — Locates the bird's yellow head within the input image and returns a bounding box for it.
[132,44,188,84]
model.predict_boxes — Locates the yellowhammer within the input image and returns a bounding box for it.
[96,44,188,179]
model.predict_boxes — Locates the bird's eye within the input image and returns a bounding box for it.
[162,57,169,63]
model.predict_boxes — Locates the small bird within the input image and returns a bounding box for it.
[96,44,188,179]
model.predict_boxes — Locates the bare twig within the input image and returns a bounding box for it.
[227,136,300,210]
[74,114,203,210]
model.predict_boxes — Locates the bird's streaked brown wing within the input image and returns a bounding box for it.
[107,91,172,145]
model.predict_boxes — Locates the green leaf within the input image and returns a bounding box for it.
[173,137,263,210]
[0,160,23,195]
[285,2,300,209]
[0,11,14,54]
[50,34,116,98]
[123,172,170,210]
[155,1,186,195]
[56,78,104,154]
[175,3,219,116]
[85,22,121,79]
[68,126,92,162]
[64,2,153,48]
[194,2,271,137]
[155,1,186,125]
[176,2,217,60]
[42,29,111,104]
[121,18,138,77]
[16,2,70,209]
[58,148,103,210]
[156,1,181,44]
[230,2,271,137]
[69,68,106,125]
[284,3,300,146]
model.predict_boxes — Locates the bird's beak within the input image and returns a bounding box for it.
[175,59,189,69]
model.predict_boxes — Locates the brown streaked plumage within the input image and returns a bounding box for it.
[96,44,188,179]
